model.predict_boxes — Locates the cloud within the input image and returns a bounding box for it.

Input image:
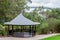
[27,0,60,8]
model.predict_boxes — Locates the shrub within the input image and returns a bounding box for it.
[0,24,7,36]
[40,22,49,34]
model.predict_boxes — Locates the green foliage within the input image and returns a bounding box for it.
[40,22,48,29]
[40,22,49,34]
[23,8,60,34]
[0,24,7,36]
[0,0,32,22]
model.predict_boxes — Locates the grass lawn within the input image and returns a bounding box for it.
[41,35,60,40]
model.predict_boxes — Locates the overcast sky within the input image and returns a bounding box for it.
[27,0,60,8]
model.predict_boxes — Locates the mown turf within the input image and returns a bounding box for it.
[41,35,60,40]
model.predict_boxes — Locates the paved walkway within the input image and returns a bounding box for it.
[0,33,59,40]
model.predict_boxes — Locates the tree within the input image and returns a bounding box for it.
[0,0,5,24]
[0,0,31,22]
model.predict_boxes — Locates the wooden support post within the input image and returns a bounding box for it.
[23,26,24,32]
[22,26,24,37]
[7,25,10,36]
[21,26,24,37]
[29,25,31,35]
[12,25,14,36]
[32,26,34,37]
[8,25,10,34]
[21,26,22,32]
[34,25,36,35]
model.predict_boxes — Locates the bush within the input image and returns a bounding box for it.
[40,22,49,34]
[0,24,7,36]
[36,22,49,34]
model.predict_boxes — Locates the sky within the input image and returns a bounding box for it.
[27,0,60,8]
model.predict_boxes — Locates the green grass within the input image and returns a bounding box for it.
[41,35,60,40]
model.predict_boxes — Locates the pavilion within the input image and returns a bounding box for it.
[4,13,40,37]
